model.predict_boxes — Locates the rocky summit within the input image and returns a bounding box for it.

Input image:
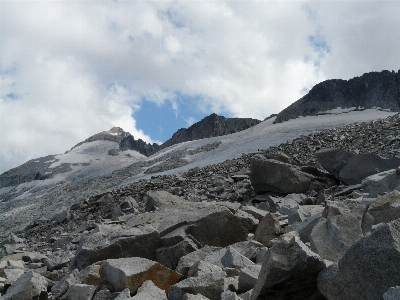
[2,71,400,299]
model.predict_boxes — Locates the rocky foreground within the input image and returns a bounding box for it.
[2,114,400,299]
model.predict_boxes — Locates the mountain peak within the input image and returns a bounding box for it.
[106,127,126,136]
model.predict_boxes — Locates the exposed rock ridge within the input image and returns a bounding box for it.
[159,113,261,151]
[274,70,400,123]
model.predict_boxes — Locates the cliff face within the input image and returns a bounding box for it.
[274,70,400,123]
[159,113,261,150]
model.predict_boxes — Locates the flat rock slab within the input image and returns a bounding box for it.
[318,218,400,300]
[71,224,161,270]
[99,257,183,294]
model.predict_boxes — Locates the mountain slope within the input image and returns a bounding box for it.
[274,70,400,123]
[0,109,394,237]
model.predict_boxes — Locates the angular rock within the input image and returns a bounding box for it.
[113,288,131,300]
[253,213,281,247]
[3,269,25,287]
[60,284,97,300]
[168,271,226,300]
[203,247,255,271]
[70,224,161,270]
[384,286,400,300]
[240,206,267,221]
[188,261,224,278]
[2,271,48,300]
[250,155,312,193]
[221,291,241,300]
[145,190,185,212]
[176,246,220,277]
[318,219,400,300]
[238,264,261,293]
[285,213,322,243]
[251,231,325,300]
[99,257,183,294]
[182,293,210,300]
[315,148,400,185]
[368,190,400,224]
[185,210,253,248]
[51,269,80,299]
[45,252,73,271]
[131,280,168,300]
[362,169,400,197]
[310,216,362,262]
[288,205,324,225]
[156,238,198,270]
[229,241,266,263]
[79,263,106,288]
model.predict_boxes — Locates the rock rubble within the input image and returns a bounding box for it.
[2,113,400,299]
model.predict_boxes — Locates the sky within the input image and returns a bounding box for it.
[1,1,400,174]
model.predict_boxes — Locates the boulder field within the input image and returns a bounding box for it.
[2,114,400,299]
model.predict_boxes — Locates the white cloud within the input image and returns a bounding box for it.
[1,0,400,173]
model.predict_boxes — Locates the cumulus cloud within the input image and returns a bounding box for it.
[1,0,400,173]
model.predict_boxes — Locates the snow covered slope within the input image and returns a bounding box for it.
[0,108,395,237]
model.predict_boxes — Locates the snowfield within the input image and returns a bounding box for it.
[119,109,396,185]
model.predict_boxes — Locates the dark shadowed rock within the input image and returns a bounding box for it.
[250,155,312,194]
[315,148,400,185]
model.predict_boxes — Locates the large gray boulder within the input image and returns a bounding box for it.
[310,201,365,261]
[70,224,161,270]
[315,148,400,185]
[251,231,326,300]
[250,155,312,193]
[318,218,400,300]
[99,257,183,294]
[185,210,253,248]
[2,271,48,300]
[362,169,400,197]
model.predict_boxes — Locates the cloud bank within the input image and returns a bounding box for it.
[1,1,400,173]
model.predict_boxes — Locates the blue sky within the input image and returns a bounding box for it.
[134,94,220,143]
[1,1,400,173]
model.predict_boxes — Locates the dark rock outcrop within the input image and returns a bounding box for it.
[159,113,260,151]
[274,70,400,123]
